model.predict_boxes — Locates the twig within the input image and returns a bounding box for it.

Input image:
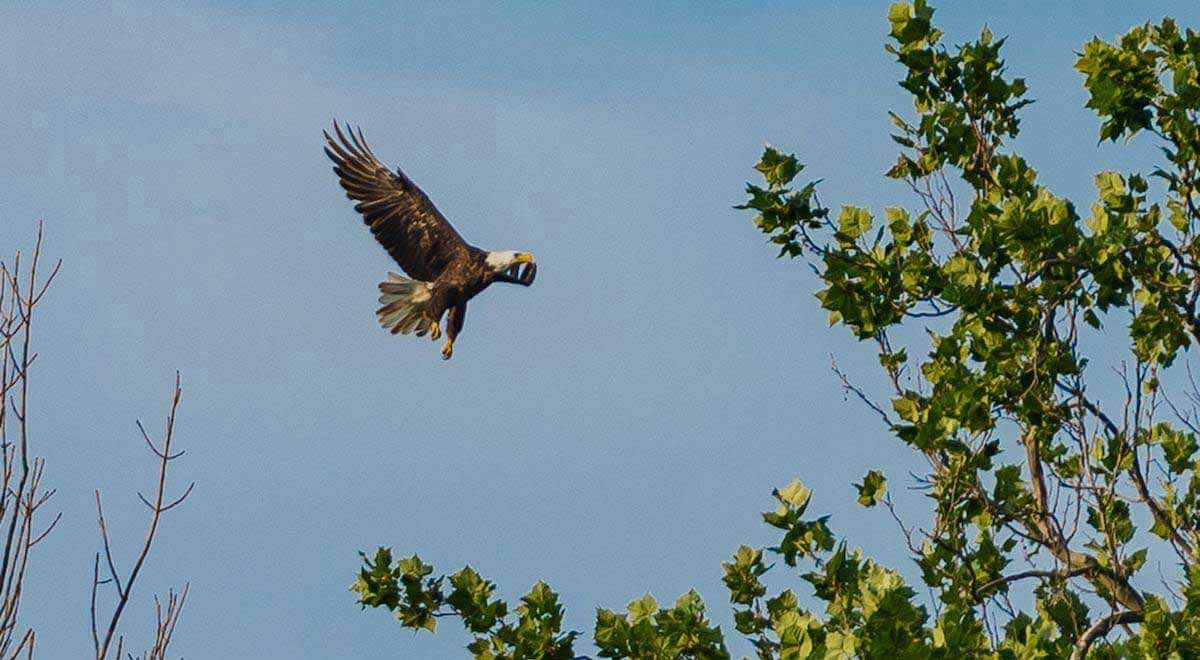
[831,356,894,426]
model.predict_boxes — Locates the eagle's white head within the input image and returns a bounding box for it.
[485,250,535,272]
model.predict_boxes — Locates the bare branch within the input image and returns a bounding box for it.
[93,375,193,660]
[831,357,894,426]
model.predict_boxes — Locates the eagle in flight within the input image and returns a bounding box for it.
[324,123,536,360]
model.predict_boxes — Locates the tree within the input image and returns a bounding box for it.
[1,227,194,658]
[0,227,65,658]
[353,2,1200,657]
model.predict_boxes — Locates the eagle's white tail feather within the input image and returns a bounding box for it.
[377,272,433,336]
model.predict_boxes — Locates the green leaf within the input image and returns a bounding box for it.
[627,593,658,623]
[775,478,813,509]
[838,206,874,240]
[855,470,888,507]
[755,145,802,188]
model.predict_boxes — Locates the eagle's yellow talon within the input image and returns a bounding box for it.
[429,321,441,340]
[442,340,454,360]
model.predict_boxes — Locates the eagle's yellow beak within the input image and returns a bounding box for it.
[514,253,535,264]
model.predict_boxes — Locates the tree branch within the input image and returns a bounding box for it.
[1070,610,1143,660]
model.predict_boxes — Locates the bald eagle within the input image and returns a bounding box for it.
[324,123,536,360]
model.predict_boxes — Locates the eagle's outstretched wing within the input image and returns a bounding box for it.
[324,123,472,281]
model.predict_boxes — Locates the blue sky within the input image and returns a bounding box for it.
[2,1,1199,657]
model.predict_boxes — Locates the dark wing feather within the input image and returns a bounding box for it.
[324,123,471,281]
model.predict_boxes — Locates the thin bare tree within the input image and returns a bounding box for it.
[0,224,62,659]
[91,373,193,660]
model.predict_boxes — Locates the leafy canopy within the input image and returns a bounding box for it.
[355,3,1200,657]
